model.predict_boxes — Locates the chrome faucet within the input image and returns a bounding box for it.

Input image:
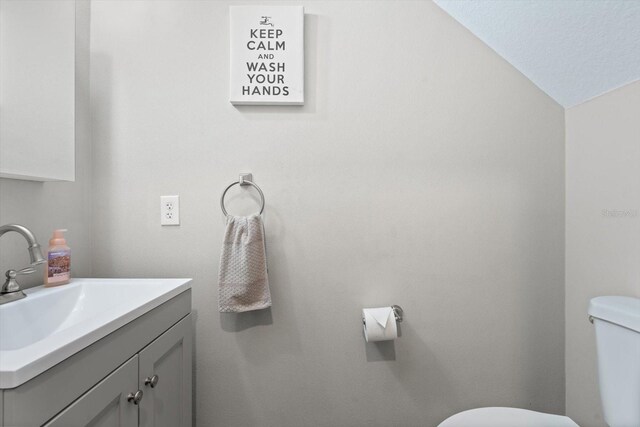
[0,224,47,304]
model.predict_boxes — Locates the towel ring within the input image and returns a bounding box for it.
[220,180,265,216]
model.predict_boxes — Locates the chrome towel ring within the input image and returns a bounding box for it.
[220,174,265,216]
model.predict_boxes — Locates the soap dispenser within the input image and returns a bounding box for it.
[44,229,70,287]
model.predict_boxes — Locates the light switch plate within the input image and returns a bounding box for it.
[160,195,180,226]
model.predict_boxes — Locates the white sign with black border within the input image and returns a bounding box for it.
[229,6,304,105]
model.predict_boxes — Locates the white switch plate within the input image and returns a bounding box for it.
[160,195,180,226]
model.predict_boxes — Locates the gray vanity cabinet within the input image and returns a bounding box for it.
[43,356,139,427]
[41,315,192,427]
[139,316,192,427]
[1,290,192,427]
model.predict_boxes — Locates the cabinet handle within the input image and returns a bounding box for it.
[127,390,144,405]
[144,374,159,388]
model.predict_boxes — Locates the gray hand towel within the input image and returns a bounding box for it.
[218,214,272,313]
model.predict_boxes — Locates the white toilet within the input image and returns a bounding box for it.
[439,296,640,427]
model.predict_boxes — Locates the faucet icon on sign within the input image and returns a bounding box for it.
[260,16,273,26]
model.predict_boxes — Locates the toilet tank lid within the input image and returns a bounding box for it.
[589,296,640,333]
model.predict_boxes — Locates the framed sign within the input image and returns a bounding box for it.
[229,6,304,105]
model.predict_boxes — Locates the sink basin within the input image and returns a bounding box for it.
[0,278,191,388]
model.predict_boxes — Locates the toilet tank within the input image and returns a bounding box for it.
[589,296,640,427]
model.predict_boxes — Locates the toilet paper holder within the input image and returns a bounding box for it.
[391,305,404,323]
[362,305,404,325]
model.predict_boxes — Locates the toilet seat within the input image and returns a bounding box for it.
[438,407,579,427]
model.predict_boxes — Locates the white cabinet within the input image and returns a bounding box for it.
[0,0,75,181]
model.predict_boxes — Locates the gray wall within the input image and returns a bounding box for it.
[565,80,640,427]
[0,0,92,288]
[90,2,565,426]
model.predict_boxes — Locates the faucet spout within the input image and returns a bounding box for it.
[0,224,47,303]
[0,224,46,265]
[28,244,47,265]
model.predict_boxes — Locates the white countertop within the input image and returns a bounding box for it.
[0,278,192,389]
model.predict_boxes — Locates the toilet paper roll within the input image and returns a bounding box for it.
[362,307,398,342]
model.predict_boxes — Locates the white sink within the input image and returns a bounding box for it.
[0,278,191,388]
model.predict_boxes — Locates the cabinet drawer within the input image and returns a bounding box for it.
[44,356,139,427]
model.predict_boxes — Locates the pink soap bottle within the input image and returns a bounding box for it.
[44,229,71,287]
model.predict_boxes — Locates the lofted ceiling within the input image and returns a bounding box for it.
[433,0,640,108]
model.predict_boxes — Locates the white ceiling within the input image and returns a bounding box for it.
[433,0,640,108]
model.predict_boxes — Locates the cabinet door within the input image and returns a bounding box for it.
[139,314,192,427]
[44,356,139,427]
[0,0,75,181]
